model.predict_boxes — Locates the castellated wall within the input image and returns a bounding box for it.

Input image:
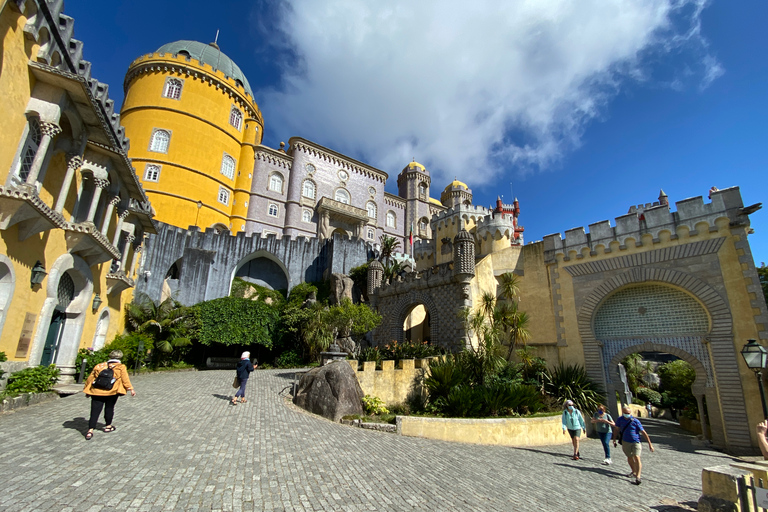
[136,222,376,306]
[347,358,434,407]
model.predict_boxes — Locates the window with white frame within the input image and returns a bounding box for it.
[419,183,427,196]
[149,129,170,153]
[269,173,283,193]
[163,78,183,99]
[302,180,316,199]
[17,117,41,182]
[366,201,377,219]
[267,203,279,217]
[419,217,428,232]
[144,164,161,182]
[335,188,350,204]
[220,154,235,180]
[367,228,375,240]
[302,209,312,223]
[386,211,396,228]
[218,187,230,205]
[229,107,243,130]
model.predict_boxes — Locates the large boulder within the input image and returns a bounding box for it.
[293,361,364,421]
[329,273,354,305]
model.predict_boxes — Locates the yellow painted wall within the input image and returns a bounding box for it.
[121,52,262,233]
[350,358,430,406]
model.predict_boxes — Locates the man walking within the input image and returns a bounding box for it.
[613,405,654,485]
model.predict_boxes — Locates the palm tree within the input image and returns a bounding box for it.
[498,272,520,301]
[124,294,194,358]
[379,235,401,266]
[383,259,404,284]
[503,302,531,359]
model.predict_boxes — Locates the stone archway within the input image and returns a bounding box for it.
[576,266,750,452]
[91,308,110,350]
[388,292,441,345]
[230,250,289,293]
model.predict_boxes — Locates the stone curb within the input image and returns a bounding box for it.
[340,418,397,433]
[0,391,59,414]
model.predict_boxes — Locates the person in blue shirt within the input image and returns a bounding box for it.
[232,351,256,405]
[613,405,655,485]
[562,399,586,460]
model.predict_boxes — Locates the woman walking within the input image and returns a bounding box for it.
[82,350,135,440]
[232,351,255,405]
[591,404,616,464]
[562,399,586,460]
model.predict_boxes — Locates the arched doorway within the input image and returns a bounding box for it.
[403,304,431,343]
[161,258,182,303]
[579,271,751,452]
[0,256,15,339]
[28,254,93,383]
[231,251,289,293]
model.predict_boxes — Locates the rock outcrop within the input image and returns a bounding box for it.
[293,361,364,421]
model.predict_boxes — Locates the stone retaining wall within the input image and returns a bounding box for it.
[0,391,58,414]
[396,414,570,447]
[348,357,435,406]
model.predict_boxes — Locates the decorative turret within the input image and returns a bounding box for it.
[367,259,384,296]
[453,228,475,280]
[492,196,524,245]
[659,189,669,207]
[441,178,473,208]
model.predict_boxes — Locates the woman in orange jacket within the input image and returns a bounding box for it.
[82,350,136,440]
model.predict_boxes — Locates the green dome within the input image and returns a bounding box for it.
[156,40,253,97]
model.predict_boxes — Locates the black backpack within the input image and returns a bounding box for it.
[92,363,117,390]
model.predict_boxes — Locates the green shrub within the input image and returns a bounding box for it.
[5,364,59,395]
[544,363,604,414]
[380,340,445,361]
[275,350,304,368]
[194,297,279,348]
[231,278,285,303]
[75,348,111,377]
[106,332,154,370]
[425,356,468,405]
[0,351,7,362]
[362,395,389,415]
[358,346,383,368]
[636,387,662,406]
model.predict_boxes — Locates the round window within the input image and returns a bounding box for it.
[338,170,349,181]
[368,187,376,196]
[306,163,316,174]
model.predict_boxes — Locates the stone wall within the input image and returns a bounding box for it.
[349,358,433,407]
[136,222,377,305]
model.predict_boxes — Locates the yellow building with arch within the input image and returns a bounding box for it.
[121,41,264,233]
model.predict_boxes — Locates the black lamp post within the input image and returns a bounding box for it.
[30,261,47,288]
[92,294,102,312]
[741,338,768,419]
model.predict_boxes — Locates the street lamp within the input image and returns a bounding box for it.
[195,200,203,228]
[91,293,102,312]
[741,338,768,419]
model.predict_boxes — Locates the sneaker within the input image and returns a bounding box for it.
[601,459,609,465]
[605,458,612,465]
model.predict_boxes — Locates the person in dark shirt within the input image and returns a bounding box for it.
[613,405,655,485]
[232,351,255,405]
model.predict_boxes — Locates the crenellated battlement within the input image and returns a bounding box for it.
[431,204,492,231]
[413,239,435,259]
[543,187,750,262]
[474,214,516,240]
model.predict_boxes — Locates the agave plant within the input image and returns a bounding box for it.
[544,363,604,414]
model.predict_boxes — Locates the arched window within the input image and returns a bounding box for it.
[220,154,235,180]
[163,78,183,99]
[269,173,284,193]
[366,201,377,219]
[302,180,316,199]
[149,129,170,153]
[229,107,243,130]
[16,117,41,182]
[335,188,350,204]
[268,203,279,217]
[386,211,396,228]
[302,209,312,223]
[419,182,428,196]
[367,228,375,240]
[419,217,429,233]
[144,164,161,182]
[217,187,230,205]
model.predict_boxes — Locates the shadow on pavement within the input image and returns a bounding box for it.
[212,394,232,401]
[650,501,698,512]
[552,462,628,481]
[274,371,305,381]
[62,417,89,436]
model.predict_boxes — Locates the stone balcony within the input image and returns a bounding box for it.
[106,270,134,295]
[317,197,368,222]
[0,184,67,240]
[64,221,121,266]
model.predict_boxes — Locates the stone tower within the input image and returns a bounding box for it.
[396,161,432,253]
[453,228,475,281]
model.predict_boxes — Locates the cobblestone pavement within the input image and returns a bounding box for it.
[0,369,740,512]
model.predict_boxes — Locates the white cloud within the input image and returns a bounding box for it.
[258,0,719,186]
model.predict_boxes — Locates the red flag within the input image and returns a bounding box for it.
[409,222,413,248]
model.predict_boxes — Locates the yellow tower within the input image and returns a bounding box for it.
[121,40,263,232]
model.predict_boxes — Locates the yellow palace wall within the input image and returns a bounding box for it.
[120,53,262,233]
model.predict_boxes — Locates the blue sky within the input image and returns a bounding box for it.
[64,1,767,264]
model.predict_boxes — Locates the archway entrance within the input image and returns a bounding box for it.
[403,304,431,343]
[232,251,289,293]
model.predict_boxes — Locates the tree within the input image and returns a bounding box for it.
[620,353,653,396]
[124,294,195,359]
[326,298,382,339]
[379,235,401,266]
[657,359,698,412]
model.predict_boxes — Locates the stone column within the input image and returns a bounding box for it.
[120,234,135,270]
[127,241,142,277]
[112,210,130,247]
[54,154,82,213]
[25,121,61,185]
[100,195,121,236]
[86,178,109,224]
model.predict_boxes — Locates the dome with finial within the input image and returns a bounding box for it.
[444,178,469,192]
[156,40,253,97]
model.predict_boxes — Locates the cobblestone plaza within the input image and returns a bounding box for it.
[0,370,739,511]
